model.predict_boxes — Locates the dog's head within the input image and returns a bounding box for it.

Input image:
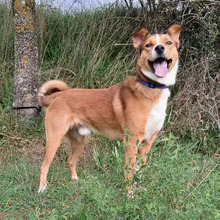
[132,25,185,86]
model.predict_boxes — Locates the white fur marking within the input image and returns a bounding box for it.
[38,184,47,193]
[152,34,161,60]
[78,126,91,136]
[72,176,79,181]
[135,162,140,172]
[142,61,179,86]
[156,34,160,44]
[144,89,170,141]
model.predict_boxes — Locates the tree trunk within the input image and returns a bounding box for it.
[12,0,39,119]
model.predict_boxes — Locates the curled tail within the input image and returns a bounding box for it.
[38,80,69,108]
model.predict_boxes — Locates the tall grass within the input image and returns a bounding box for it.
[37,6,137,88]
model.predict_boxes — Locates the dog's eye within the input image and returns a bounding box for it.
[166,41,172,45]
[145,43,153,48]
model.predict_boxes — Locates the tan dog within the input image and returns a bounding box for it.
[38,25,185,193]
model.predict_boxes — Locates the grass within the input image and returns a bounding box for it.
[1,130,219,219]
[0,1,219,219]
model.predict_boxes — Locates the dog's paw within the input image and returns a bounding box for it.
[38,184,47,194]
[134,181,148,194]
[72,176,79,181]
[135,164,140,172]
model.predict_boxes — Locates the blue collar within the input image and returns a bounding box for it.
[139,80,168,89]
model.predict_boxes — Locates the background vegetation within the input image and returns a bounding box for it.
[0,0,219,219]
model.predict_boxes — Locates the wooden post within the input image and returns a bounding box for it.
[12,0,39,119]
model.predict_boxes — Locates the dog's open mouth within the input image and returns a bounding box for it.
[148,57,172,78]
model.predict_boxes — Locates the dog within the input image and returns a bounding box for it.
[38,24,185,193]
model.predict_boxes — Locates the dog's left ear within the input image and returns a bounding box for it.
[168,25,185,48]
[132,28,149,50]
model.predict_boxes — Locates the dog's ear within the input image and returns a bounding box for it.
[168,25,185,48]
[132,28,149,50]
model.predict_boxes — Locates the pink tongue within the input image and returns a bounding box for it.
[153,60,168,77]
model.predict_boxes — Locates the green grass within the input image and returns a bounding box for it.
[1,129,219,219]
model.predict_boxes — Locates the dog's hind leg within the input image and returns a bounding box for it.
[38,113,70,193]
[66,130,86,181]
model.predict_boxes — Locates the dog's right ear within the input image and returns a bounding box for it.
[132,29,148,50]
[168,25,185,48]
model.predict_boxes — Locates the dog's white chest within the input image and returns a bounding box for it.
[144,89,170,140]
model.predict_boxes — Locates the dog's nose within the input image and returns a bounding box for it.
[155,45,165,54]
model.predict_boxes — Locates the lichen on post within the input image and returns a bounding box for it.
[12,0,39,119]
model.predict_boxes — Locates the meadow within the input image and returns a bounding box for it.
[0,1,219,219]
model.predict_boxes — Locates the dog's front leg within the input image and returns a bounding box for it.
[138,131,159,165]
[124,134,144,194]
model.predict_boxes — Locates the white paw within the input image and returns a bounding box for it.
[135,163,140,172]
[38,184,47,193]
[72,176,79,181]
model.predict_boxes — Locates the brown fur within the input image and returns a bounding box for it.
[38,25,184,194]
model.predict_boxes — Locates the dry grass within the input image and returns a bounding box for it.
[170,57,220,133]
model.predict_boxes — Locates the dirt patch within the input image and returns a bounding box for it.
[1,131,102,167]
[19,135,95,166]
[17,138,46,164]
